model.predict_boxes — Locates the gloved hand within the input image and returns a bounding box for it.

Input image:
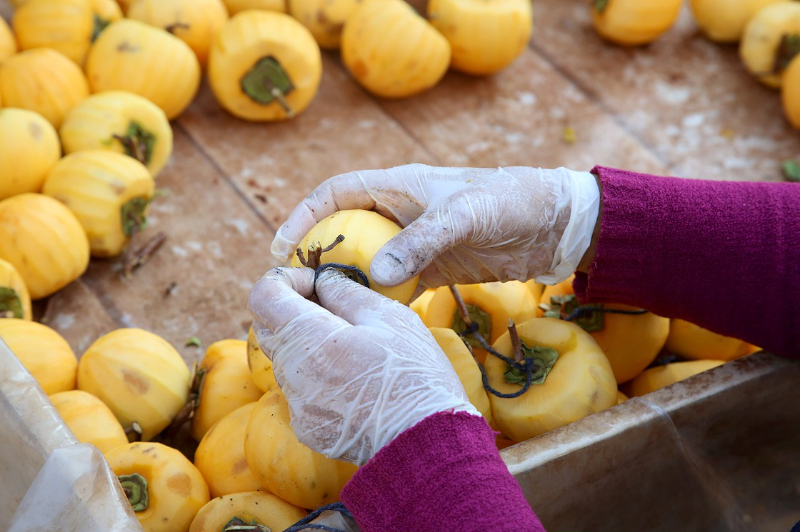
[248,266,479,466]
[271,164,600,288]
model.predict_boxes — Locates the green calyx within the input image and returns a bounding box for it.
[504,342,559,385]
[0,287,23,319]
[775,33,800,74]
[451,304,492,350]
[544,294,606,333]
[190,367,206,408]
[114,121,156,166]
[118,473,148,512]
[783,160,800,182]
[593,0,609,13]
[240,56,296,117]
[121,196,152,237]
[223,517,272,532]
[92,15,111,42]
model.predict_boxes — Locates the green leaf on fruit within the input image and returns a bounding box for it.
[775,34,800,73]
[594,0,609,13]
[121,197,151,237]
[185,336,202,348]
[0,288,23,319]
[547,294,606,333]
[783,160,800,182]
[451,304,492,350]
[504,343,559,385]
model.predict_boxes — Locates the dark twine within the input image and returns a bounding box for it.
[562,305,648,322]
[283,502,354,532]
[314,263,370,289]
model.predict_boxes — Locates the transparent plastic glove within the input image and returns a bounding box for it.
[248,267,479,466]
[271,164,600,287]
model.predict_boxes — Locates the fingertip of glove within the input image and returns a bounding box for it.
[270,234,294,261]
[370,251,407,287]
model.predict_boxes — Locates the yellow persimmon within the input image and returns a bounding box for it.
[0,48,90,128]
[127,0,229,67]
[208,10,322,121]
[0,194,90,299]
[423,281,538,363]
[60,91,173,177]
[429,327,492,425]
[617,390,628,404]
[409,288,437,322]
[0,17,16,61]
[288,0,360,49]
[86,19,201,119]
[0,319,77,394]
[342,0,451,98]
[13,0,93,64]
[538,274,575,315]
[91,0,124,30]
[222,0,286,16]
[690,0,790,43]
[783,55,800,129]
[49,390,129,454]
[43,151,155,258]
[247,326,278,394]
[78,328,191,441]
[106,442,210,532]
[289,210,420,304]
[428,0,532,75]
[526,279,545,300]
[245,389,359,509]
[665,319,759,361]
[0,259,32,320]
[190,491,306,532]
[0,109,61,201]
[191,339,263,442]
[485,318,617,443]
[625,359,725,397]
[740,3,800,88]
[590,0,682,47]
[194,402,261,497]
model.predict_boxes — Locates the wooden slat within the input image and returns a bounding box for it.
[529,1,800,180]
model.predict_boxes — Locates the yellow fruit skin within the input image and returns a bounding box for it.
[194,402,262,497]
[784,56,800,129]
[247,327,278,394]
[91,0,124,25]
[428,0,532,75]
[86,19,201,119]
[665,319,759,361]
[591,0,682,46]
[106,442,210,532]
[0,17,16,61]
[485,318,617,443]
[49,390,129,454]
[288,0,360,49]
[342,0,451,98]
[13,0,93,65]
[0,319,77,394]
[78,328,191,441]
[0,258,32,320]
[222,0,286,15]
[409,288,436,322]
[429,327,493,425]
[245,389,359,509]
[208,11,322,121]
[626,359,725,397]
[59,91,173,177]
[43,151,155,258]
[190,491,306,532]
[0,194,90,300]
[423,281,538,363]
[0,48,90,128]
[289,210,420,304]
[191,339,263,442]
[690,0,789,43]
[0,109,61,201]
[616,390,628,404]
[127,0,229,67]
[740,3,800,88]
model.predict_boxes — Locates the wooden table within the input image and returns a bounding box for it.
[4,0,797,364]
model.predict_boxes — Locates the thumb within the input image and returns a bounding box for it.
[370,201,473,287]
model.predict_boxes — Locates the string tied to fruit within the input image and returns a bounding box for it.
[542,294,647,333]
[295,235,371,290]
[283,502,354,532]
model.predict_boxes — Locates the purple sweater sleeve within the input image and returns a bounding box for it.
[574,166,800,357]
[341,411,545,532]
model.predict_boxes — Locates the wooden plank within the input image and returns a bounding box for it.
[77,127,279,365]
[528,1,799,180]
[370,48,669,175]
[177,55,439,229]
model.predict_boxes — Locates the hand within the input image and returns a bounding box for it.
[247,267,479,466]
[271,164,601,288]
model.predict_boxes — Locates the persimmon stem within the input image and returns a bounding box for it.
[509,320,523,363]
[449,285,473,328]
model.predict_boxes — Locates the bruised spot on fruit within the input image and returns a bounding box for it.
[109,179,127,196]
[117,41,139,53]
[166,472,192,496]
[29,121,41,141]
[351,59,369,79]
[231,457,249,475]
[122,368,150,394]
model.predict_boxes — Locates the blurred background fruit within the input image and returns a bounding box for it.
[0,109,61,201]
[0,319,78,394]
